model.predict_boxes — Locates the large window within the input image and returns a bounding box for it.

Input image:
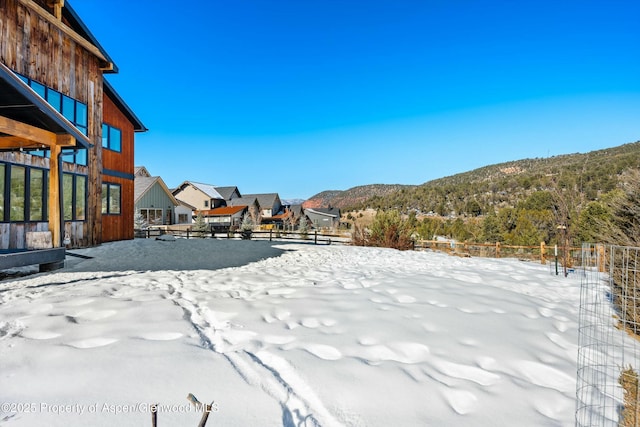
[63,173,87,221]
[140,208,163,225]
[102,183,121,215]
[75,176,86,220]
[17,73,88,164]
[10,166,25,221]
[102,124,122,152]
[0,164,50,223]
[29,169,45,221]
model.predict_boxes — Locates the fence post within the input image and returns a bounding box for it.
[540,242,546,264]
[496,242,500,258]
[597,244,605,272]
[314,230,318,245]
[270,229,272,242]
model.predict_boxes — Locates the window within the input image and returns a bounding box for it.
[204,200,209,208]
[102,124,122,152]
[178,213,189,224]
[63,173,87,221]
[140,208,164,225]
[29,169,46,221]
[102,183,121,215]
[75,176,86,220]
[10,166,25,221]
[0,164,50,223]
[62,149,87,166]
[17,73,89,161]
[63,173,73,220]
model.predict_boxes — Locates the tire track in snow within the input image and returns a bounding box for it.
[166,274,342,427]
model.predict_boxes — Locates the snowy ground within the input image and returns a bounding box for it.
[0,238,581,426]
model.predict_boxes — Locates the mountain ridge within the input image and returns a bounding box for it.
[303,141,640,213]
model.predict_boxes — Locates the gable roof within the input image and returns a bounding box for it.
[241,193,281,209]
[229,196,258,207]
[215,186,241,200]
[174,181,224,200]
[134,166,151,177]
[134,176,179,205]
[0,62,91,150]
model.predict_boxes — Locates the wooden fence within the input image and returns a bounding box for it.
[135,228,351,246]
[137,226,601,272]
[414,239,585,267]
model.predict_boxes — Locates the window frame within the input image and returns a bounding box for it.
[62,172,87,221]
[102,182,122,215]
[102,123,123,153]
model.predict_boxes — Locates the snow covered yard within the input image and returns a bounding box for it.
[0,239,580,426]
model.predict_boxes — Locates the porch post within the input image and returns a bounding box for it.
[48,144,62,247]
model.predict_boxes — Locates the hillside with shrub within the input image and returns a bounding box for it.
[312,141,640,248]
[303,184,413,209]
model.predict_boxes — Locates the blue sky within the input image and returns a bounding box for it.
[73,0,640,200]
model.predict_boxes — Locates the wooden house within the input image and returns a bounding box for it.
[134,167,178,226]
[0,0,146,256]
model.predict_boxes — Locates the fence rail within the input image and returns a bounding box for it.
[136,227,600,270]
[135,228,351,246]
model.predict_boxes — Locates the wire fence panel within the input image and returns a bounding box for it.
[576,244,640,427]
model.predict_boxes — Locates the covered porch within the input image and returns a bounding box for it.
[0,62,91,270]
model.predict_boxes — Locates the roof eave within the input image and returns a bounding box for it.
[103,79,147,132]
[63,1,118,73]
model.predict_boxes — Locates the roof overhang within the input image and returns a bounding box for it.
[0,62,92,151]
[104,80,147,132]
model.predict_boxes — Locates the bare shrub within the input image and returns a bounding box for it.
[351,210,414,250]
[619,366,639,427]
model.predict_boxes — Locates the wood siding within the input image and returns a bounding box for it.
[101,91,135,242]
[102,175,133,242]
[0,0,104,247]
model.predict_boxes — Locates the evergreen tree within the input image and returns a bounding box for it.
[240,213,254,239]
[133,209,147,230]
[193,212,208,238]
[298,214,309,239]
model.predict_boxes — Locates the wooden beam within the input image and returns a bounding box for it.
[0,116,76,148]
[55,133,75,146]
[47,0,64,19]
[18,0,108,63]
[0,116,57,146]
[49,144,62,247]
[0,115,57,146]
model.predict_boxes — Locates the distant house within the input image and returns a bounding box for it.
[175,200,196,224]
[172,181,225,211]
[134,167,178,226]
[304,207,341,230]
[235,193,282,219]
[196,205,248,231]
[214,186,242,203]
